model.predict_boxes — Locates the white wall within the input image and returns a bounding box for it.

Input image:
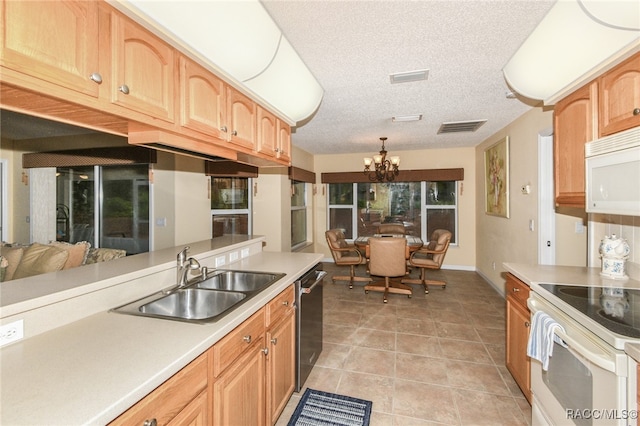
[475,106,555,294]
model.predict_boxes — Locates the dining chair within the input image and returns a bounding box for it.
[325,229,371,289]
[402,229,451,294]
[364,237,412,303]
[377,223,405,235]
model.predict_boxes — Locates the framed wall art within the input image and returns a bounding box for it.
[484,136,509,218]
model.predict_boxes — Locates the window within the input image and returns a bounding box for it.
[291,181,307,247]
[211,177,251,237]
[328,183,355,238]
[56,164,150,254]
[328,181,458,243]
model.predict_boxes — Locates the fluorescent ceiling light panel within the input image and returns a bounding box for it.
[392,114,423,122]
[389,69,429,84]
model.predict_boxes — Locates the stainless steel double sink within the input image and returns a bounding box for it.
[111,270,285,324]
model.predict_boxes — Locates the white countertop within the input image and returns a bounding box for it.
[503,263,640,290]
[0,248,323,425]
[504,262,640,361]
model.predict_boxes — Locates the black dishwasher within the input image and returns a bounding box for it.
[295,263,326,392]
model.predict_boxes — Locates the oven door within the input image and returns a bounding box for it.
[528,295,630,426]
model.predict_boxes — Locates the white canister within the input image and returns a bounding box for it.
[599,234,630,280]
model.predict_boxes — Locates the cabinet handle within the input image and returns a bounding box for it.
[271,337,278,345]
[220,126,228,133]
[143,419,157,426]
[525,321,530,328]
[262,347,269,356]
[89,72,102,84]
[243,335,251,343]
[119,84,130,95]
[512,287,520,292]
[282,300,289,306]
[232,130,238,136]
[633,108,640,116]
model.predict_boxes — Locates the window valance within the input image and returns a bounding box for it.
[205,161,258,178]
[321,168,464,183]
[289,166,316,183]
[22,147,156,168]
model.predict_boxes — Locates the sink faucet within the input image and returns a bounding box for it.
[175,246,202,289]
[178,257,201,288]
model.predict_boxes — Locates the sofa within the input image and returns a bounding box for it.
[0,241,126,282]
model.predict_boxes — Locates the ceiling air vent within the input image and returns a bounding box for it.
[437,119,487,134]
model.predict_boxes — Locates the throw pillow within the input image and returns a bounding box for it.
[48,241,91,269]
[13,243,69,280]
[0,246,25,281]
[85,248,126,264]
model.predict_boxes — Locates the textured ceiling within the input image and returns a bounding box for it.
[261,0,556,155]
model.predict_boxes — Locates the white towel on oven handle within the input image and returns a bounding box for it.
[526,310,568,371]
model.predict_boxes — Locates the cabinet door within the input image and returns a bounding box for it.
[599,53,640,137]
[257,106,278,158]
[553,82,595,208]
[226,87,257,150]
[506,296,531,404]
[109,351,209,426]
[213,339,267,426]
[179,55,227,140]
[0,0,100,97]
[167,391,208,426]
[277,119,292,165]
[267,310,296,424]
[109,10,175,122]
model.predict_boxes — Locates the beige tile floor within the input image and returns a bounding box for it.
[276,262,532,426]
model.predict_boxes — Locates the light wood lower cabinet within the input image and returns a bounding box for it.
[109,349,209,426]
[213,336,267,425]
[505,273,532,404]
[212,285,296,426]
[266,286,297,424]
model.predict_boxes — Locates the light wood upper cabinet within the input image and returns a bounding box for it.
[108,9,175,122]
[277,119,292,165]
[553,82,596,208]
[226,88,257,150]
[505,273,531,404]
[257,108,292,165]
[257,106,279,158]
[0,0,101,97]
[598,53,640,137]
[179,55,227,140]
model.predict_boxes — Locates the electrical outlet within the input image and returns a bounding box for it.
[215,256,226,267]
[492,262,496,271]
[0,320,24,347]
[241,248,250,258]
[229,251,239,262]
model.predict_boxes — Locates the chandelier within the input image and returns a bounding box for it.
[363,137,400,182]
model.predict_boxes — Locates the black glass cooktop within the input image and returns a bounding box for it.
[539,284,640,339]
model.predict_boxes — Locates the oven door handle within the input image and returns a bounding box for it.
[551,326,616,373]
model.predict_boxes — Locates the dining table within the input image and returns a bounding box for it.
[354,234,424,256]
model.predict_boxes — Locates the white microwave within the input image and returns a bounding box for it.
[585,126,640,216]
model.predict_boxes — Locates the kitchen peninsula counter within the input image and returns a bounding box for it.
[0,238,322,425]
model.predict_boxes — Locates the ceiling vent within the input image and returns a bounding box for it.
[389,69,429,84]
[437,119,487,134]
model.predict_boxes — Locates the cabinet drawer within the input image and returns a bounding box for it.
[109,349,209,426]
[213,308,265,377]
[506,273,530,307]
[266,285,295,327]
